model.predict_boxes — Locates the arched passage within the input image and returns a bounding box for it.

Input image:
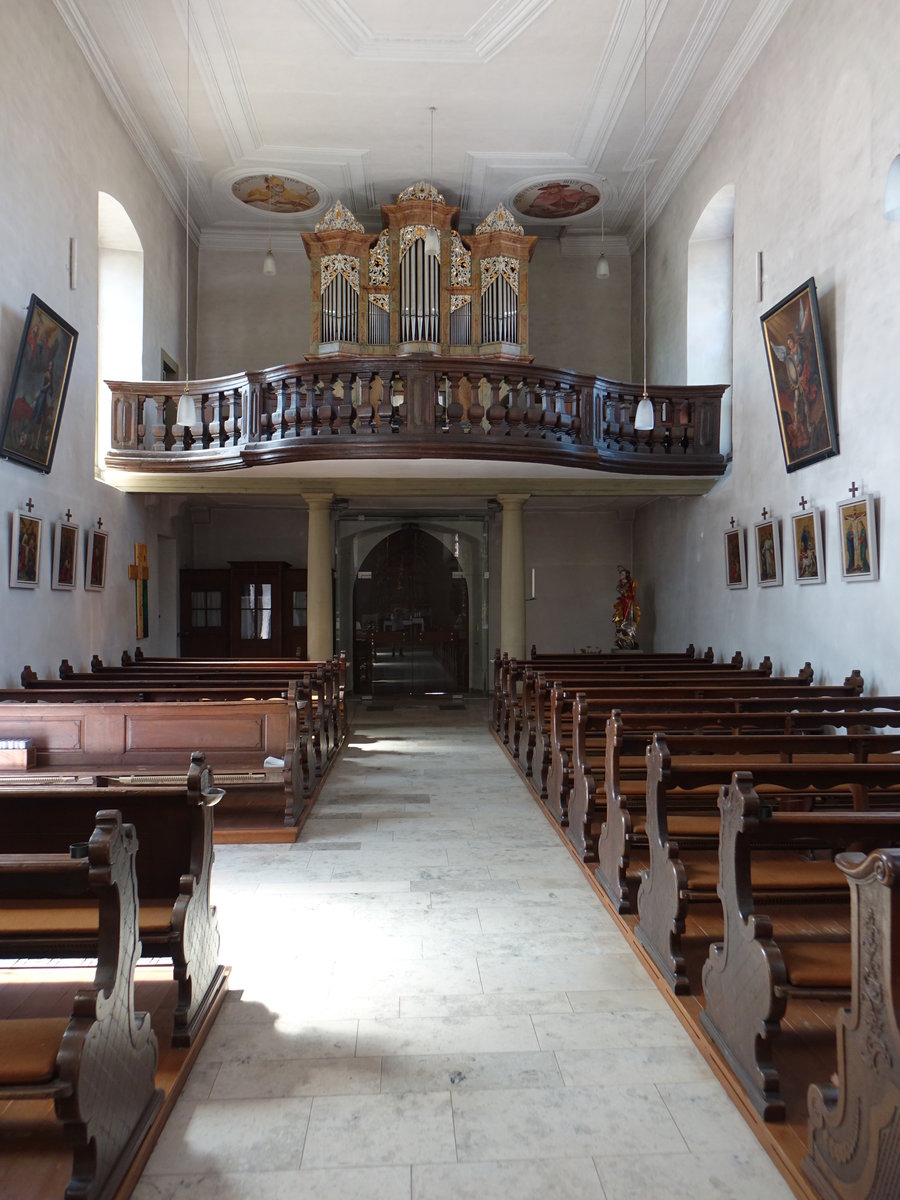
[97,192,143,469]
[687,184,734,456]
[353,526,468,696]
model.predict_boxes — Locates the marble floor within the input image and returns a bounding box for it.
[134,700,795,1200]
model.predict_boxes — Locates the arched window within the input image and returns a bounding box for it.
[97,193,143,469]
[687,185,734,456]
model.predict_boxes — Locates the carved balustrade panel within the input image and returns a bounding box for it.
[105,357,727,477]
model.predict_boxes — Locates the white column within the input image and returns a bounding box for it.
[497,493,528,660]
[304,492,334,660]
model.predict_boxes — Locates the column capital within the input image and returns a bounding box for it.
[302,491,334,511]
[494,492,530,510]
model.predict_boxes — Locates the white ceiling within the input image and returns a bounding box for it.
[55,0,792,251]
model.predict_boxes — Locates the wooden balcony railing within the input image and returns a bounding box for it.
[106,354,727,477]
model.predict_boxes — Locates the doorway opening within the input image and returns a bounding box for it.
[352,526,468,696]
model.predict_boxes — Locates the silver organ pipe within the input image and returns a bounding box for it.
[322,264,359,343]
[450,302,471,345]
[480,275,519,345]
[400,235,440,343]
[367,301,389,345]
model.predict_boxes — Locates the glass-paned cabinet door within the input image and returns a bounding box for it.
[240,582,273,640]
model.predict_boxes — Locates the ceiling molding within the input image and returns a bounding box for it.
[622,0,732,173]
[631,0,793,245]
[201,227,312,251]
[294,0,558,64]
[176,0,262,162]
[51,0,188,223]
[570,0,669,169]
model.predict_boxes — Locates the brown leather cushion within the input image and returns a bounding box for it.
[781,941,852,989]
[0,899,173,936]
[0,1018,68,1085]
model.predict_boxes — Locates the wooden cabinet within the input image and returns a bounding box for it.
[179,563,307,659]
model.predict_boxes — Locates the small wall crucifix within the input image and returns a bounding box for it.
[128,543,149,640]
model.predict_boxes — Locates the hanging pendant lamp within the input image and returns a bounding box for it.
[424,106,440,258]
[263,176,277,275]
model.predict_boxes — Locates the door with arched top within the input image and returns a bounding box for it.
[352,527,468,695]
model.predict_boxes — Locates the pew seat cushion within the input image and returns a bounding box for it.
[683,854,845,893]
[0,1018,69,1085]
[0,899,174,936]
[780,941,852,989]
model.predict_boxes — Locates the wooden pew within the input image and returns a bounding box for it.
[700,774,900,1121]
[632,736,900,996]
[0,809,163,1199]
[804,846,900,1199]
[542,672,870,826]
[0,686,311,826]
[497,649,766,751]
[511,652,774,768]
[0,751,225,1046]
[588,706,900,906]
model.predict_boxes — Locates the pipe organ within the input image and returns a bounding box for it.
[302,185,537,360]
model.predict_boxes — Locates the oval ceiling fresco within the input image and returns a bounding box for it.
[513,179,600,221]
[231,174,320,214]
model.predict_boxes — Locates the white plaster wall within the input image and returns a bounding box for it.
[0,0,192,686]
[527,240,632,378]
[633,0,900,691]
[525,501,636,653]
[197,246,311,375]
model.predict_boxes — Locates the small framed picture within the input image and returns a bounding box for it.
[85,527,108,591]
[754,514,783,586]
[724,526,748,589]
[10,510,43,588]
[790,507,825,584]
[837,494,878,582]
[51,519,79,590]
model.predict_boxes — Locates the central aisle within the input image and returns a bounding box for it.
[136,701,793,1200]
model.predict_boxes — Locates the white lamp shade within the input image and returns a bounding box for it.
[885,153,900,220]
[634,395,655,430]
[263,247,277,275]
[176,390,197,427]
[596,254,610,279]
[423,227,440,257]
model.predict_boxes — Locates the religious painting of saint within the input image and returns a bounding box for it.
[754,515,783,587]
[837,494,878,582]
[51,519,79,590]
[231,174,320,214]
[513,179,600,221]
[761,278,838,473]
[1,295,78,474]
[724,526,748,589]
[85,528,108,592]
[791,507,825,584]
[10,510,43,588]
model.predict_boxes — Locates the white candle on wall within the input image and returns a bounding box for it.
[531,567,535,599]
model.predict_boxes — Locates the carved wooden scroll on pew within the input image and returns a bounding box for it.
[0,751,225,1046]
[0,811,162,1199]
[699,775,900,1121]
[804,846,900,1199]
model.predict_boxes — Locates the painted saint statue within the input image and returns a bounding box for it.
[612,566,640,650]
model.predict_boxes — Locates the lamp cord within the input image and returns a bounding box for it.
[184,0,191,393]
[642,0,647,400]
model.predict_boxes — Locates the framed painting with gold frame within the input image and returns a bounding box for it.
[10,510,43,588]
[837,494,878,582]
[754,514,783,587]
[790,507,825,584]
[724,526,747,589]
[51,519,79,590]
